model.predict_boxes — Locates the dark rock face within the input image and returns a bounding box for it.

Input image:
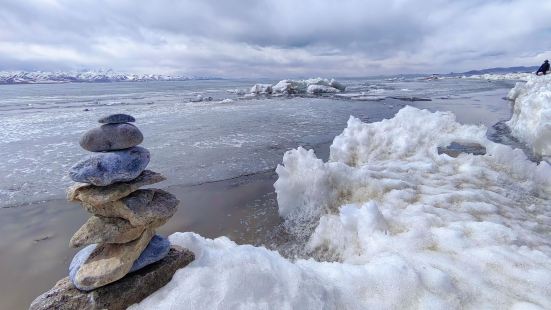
[437,142,487,158]
[79,123,143,152]
[98,114,136,124]
[69,147,150,186]
[29,248,195,310]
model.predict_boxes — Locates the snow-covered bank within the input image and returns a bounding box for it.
[250,78,346,95]
[507,74,551,157]
[133,106,551,309]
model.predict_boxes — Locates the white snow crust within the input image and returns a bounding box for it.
[133,106,551,310]
[506,74,551,157]
[253,78,345,95]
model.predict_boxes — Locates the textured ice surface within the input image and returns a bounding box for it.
[465,72,532,81]
[133,107,551,309]
[506,75,551,157]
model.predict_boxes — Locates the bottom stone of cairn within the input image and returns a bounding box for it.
[30,247,194,310]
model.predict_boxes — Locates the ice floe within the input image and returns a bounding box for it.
[251,78,346,95]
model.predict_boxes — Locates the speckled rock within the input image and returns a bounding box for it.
[69,146,150,186]
[129,235,171,272]
[29,248,195,310]
[79,123,143,152]
[69,229,154,291]
[67,170,165,205]
[98,113,135,124]
[70,216,160,248]
[83,189,179,226]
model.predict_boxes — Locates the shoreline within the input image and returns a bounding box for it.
[0,140,331,310]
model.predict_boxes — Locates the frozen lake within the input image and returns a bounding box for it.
[0,76,526,309]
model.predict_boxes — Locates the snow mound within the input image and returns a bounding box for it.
[134,106,551,309]
[506,74,551,157]
[252,78,345,95]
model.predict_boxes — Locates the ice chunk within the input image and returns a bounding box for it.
[254,78,345,95]
[506,74,551,157]
[307,84,340,94]
[250,84,273,94]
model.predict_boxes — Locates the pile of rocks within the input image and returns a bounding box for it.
[30,114,194,310]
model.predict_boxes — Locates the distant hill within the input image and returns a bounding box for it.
[0,70,222,85]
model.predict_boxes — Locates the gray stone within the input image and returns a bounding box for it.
[29,248,195,310]
[67,170,165,206]
[98,113,135,124]
[70,216,154,248]
[437,142,487,158]
[70,229,154,291]
[79,123,143,152]
[69,146,150,186]
[83,189,179,227]
[130,235,171,272]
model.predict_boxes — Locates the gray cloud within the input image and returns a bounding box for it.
[0,0,550,77]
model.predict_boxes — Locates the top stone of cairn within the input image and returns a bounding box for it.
[98,114,136,124]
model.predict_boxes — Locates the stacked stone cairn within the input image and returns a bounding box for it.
[30,114,194,310]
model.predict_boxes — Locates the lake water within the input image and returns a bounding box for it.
[0,77,519,309]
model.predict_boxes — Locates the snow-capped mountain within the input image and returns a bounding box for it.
[0,70,219,84]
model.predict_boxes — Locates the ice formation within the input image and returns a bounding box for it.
[134,106,551,309]
[465,72,532,81]
[506,74,551,157]
[252,78,345,95]
[250,84,273,94]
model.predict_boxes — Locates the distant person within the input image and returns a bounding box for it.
[536,60,550,75]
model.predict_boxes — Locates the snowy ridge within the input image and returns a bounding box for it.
[133,106,551,309]
[0,70,217,84]
[507,74,551,157]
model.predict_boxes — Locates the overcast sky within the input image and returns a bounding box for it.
[1,0,550,77]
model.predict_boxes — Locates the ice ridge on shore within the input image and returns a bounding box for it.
[506,74,551,158]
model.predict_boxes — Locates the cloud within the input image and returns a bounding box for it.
[0,0,550,77]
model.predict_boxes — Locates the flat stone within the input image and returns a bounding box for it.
[83,189,179,226]
[437,142,487,158]
[69,146,150,186]
[79,123,143,152]
[70,229,154,291]
[29,248,195,310]
[70,216,160,248]
[130,235,171,272]
[67,170,165,206]
[98,113,136,124]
